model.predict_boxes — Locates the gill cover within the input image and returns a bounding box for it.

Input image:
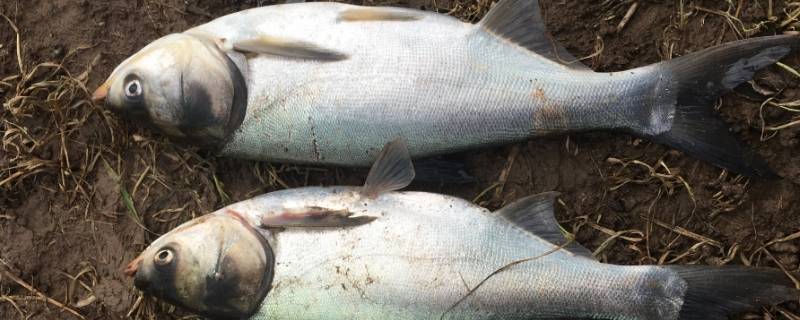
[95,33,247,147]
[127,213,273,319]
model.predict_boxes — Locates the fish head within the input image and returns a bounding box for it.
[125,212,273,318]
[93,33,247,147]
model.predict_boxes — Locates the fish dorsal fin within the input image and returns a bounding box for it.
[361,139,415,198]
[226,35,348,61]
[495,192,595,259]
[478,0,589,70]
[338,7,423,22]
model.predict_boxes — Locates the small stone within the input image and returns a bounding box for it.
[51,46,65,59]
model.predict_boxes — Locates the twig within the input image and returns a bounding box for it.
[616,2,639,33]
[776,307,800,320]
[0,295,25,318]
[593,229,644,256]
[126,294,143,318]
[750,230,800,266]
[471,182,500,203]
[780,6,800,28]
[493,145,520,201]
[440,241,569,319]
[760,249,800,289]
[777,62,800,79]
[0,269,86,319]
[0,13,24,75]
[638,214,723,249]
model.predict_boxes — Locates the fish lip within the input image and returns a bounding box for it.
[91,81,110,103]
[124,255,143,277]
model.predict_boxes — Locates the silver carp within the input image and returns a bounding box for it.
[93,0,798,178]
[124,140,798,319]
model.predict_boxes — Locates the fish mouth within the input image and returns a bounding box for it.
[92,80,111,103]
[124,254,144,277]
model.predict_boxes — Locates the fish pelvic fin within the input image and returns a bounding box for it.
[494,192,595,259]
[666,266,799,320]
[478,0,589,70]
[361,138,416,198]
[636,35,799,178]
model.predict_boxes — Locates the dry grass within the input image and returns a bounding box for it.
[683,1,800,139]
[573,2,800,318]
[0,16,296,312]
[1,12,110,320]
[0,7,248,318]
[1,0,798,319]
[1,15,99,202]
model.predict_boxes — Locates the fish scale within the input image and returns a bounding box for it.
[226,187,678,319]
[203,3,650,165]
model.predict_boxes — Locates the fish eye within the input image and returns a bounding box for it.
[154,248,174,267]
[125,79,142,98]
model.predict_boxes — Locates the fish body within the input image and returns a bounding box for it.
[125,141,798,320]
[227,187,682,320]
[193,3,652,165]
[95,0,800,177]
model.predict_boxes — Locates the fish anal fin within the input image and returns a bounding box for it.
[495,192,595,259]
[361,138,416,198]
[338,7,423,22]
[223,35,348,61]
[478,0,588,70]
[260,207,375,228]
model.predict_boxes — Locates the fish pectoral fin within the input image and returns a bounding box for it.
[224,35,349,61]
[495,192,596,259]
[478,0,589,70]
[337,7,423,22]
[361,138,416,199]
[260,207,376,228]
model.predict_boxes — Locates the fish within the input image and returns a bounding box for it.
[124,139,799,319]
[92,0,799,178]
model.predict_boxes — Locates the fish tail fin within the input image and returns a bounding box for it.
[637,35,798,178]
[667,266,799,320]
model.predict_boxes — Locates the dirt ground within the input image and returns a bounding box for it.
[0,0,799,319]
